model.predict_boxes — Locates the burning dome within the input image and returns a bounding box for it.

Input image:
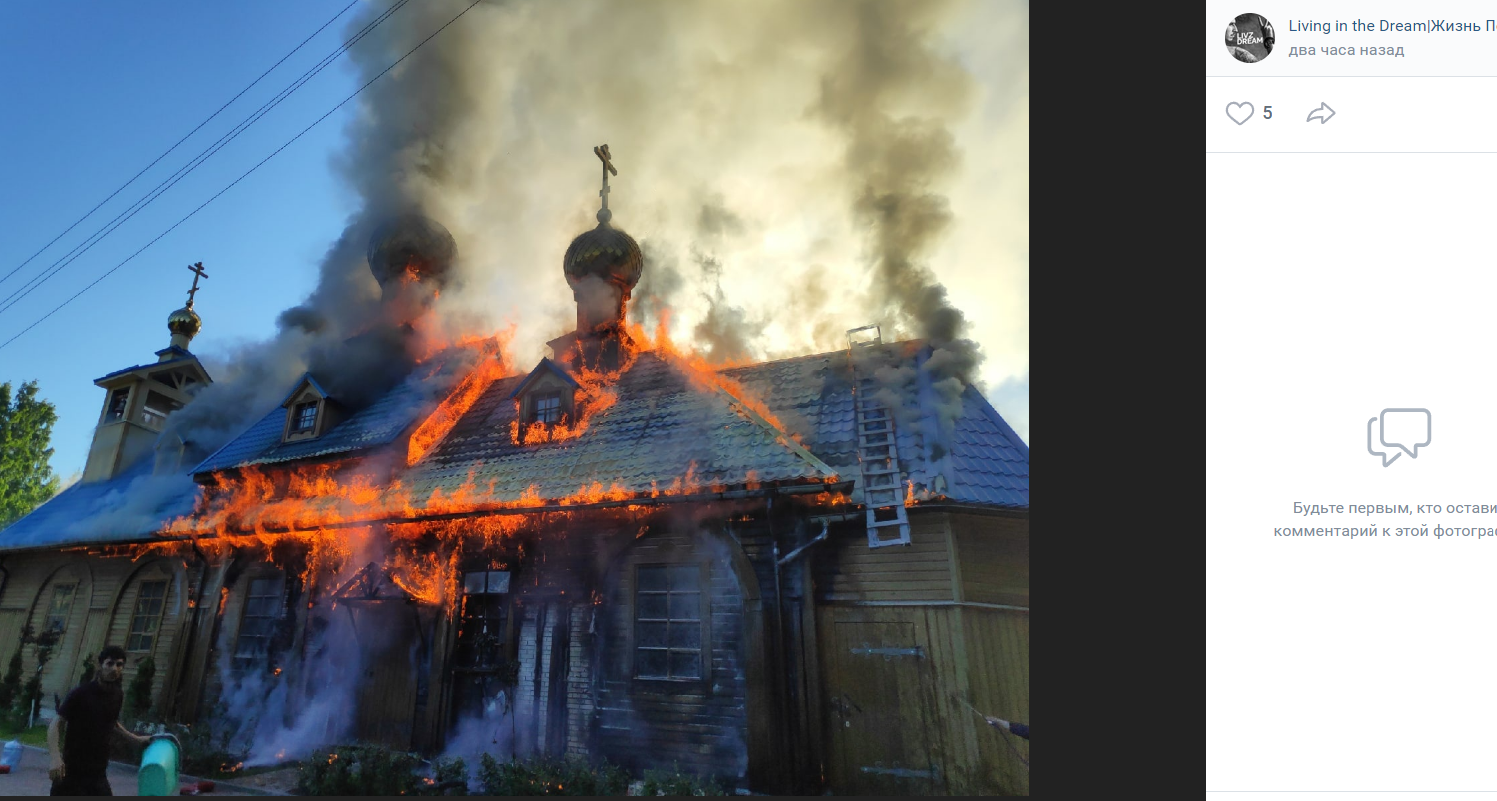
[366,214,457,289]
[563,215,643,295]
[564,144,642,295]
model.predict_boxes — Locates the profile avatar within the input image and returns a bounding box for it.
[1226,14,1275,63]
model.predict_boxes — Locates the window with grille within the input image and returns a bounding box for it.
[532,393,562,425]
[234,577,285,664]
[291,401,318,434]
[45,584,76,634]
[105,388,130,422]
[635,564,703,680]
[126,580,167,652]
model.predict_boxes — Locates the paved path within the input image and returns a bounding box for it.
[0,745,280,796]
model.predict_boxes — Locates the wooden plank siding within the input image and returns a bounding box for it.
[105,559,186,717]
[812,510,1029,795]
[962,607,1030,795]
[594,527,752,784]
[950,511,1030,608]
[812,515,956,603]
[815,603,1029,795]
[0,553,197,721]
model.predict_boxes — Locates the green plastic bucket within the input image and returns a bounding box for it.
[137,734,180,796]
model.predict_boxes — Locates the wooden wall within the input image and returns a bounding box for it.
[811,509,1030,796]
[812,515,956,603]
[0,552,198,723]
[950,511,1029,608]
[594,527,752,782]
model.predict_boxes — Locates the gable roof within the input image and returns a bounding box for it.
[2,338,1028,553]
[721,341,1029,509]
[507,358,580,400]
[401,351,838,507]
[95,353,210,384]
[189,343,496,476]
[278,373,333,408]
[192,374,424,474]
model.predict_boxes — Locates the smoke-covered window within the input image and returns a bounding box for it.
[45,584,76,634]
[234,577,285,665]
[533,392,562,425]
[126,580,167,652]
[635,564,703,680]
[457,571,510,669]
[292,401,319,434]
[105,388,130,422]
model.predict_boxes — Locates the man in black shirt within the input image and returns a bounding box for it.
[47,645,150,796]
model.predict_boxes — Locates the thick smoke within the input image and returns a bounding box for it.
[810,0,986,453]
[161,0,1022,463]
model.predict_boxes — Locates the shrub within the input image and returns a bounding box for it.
[0,648,21,711]
[430,756,470,795]
[126,656,155,721]
[639,764,728,797]
[297,745,424,796]
[477,753,629,796]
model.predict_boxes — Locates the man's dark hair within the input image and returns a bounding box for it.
[98,645,126,664]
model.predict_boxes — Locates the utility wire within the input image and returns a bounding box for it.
[0,0,488,352]
[0,0,413,316]
[0,0,359,289]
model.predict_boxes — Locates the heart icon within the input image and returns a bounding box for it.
[1226,102,1253,125]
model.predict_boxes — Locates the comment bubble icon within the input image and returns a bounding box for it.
[1379,408,1432,459]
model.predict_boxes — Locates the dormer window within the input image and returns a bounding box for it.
[279,374,342,443]
[508,359,581,443]
[292,401,318,434]
[533,392,562,425]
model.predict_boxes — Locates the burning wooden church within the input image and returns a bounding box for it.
[0,151,1029,795]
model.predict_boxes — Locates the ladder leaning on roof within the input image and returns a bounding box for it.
[847,325,911,548]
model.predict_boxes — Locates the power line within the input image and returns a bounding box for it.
[0,0,414,316]
[0,0,360,289]
[0,0,488,352]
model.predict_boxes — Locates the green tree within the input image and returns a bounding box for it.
[0,380,60,529]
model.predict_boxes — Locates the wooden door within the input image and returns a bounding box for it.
[350,603,421,750]
[824,620,938,795]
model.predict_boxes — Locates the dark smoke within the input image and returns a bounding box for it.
[812,0,985,446]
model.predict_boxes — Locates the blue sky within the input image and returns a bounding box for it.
[0,2,365,480]
[0,1,1029,483]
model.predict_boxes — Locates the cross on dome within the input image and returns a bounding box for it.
[594,144,617,225]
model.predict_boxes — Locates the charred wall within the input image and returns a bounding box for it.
[593,524,753,783]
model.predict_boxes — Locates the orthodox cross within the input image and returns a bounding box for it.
[185,262,209,307]
[594,144,617,221]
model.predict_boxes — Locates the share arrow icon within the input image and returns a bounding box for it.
[1306,102,1336,124]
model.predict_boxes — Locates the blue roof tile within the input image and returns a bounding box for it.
[0,457,200,551]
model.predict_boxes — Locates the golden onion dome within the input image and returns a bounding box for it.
[367,213,457,289]
[167,304,202,339]
[563,212,643,293]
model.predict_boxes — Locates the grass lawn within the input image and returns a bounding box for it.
[0,723,49,746]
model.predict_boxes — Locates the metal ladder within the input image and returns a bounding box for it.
[848,325,911,548]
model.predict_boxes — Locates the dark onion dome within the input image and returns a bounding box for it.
[563,211,643,293]
[167,304,202,339]
[367,213,457,288]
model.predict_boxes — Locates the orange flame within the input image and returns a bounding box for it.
[408,333,514,465]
